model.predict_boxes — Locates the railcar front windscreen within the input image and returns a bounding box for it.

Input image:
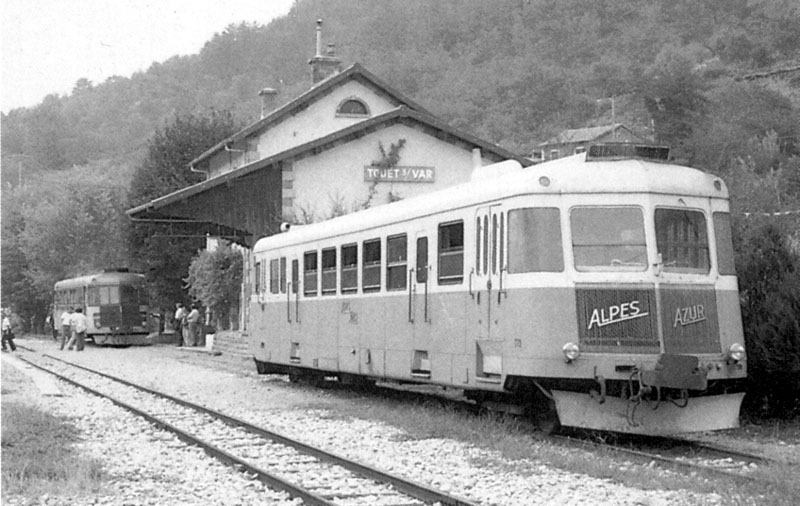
[655,209,710,273]
[571,207,647,271]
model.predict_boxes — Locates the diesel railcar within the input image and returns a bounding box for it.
[53,269,151,345]
[248,143,747,435]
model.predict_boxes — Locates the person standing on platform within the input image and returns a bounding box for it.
[2,311,16,352]
[67,308,87,351]
[59,307,73,350]
[174,303,187,347]
[185,304,201,347]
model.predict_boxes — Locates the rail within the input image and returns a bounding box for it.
[19,353,480,506]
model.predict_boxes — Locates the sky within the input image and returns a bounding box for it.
[0,0,295,113]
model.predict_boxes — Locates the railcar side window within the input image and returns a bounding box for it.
[475,218,481,275]
[98,286,120,304]
[492,215,498,274]
[438,221,464,284]
[655,209,710,273]
[482,216,489,275]
[341,244,358,293]
[416,237,428,283]
[304,251,318,296]
[499,213,505,272]
[363,239,381,292]
[387,234,408,291]
[120,285,138,303]
[270,259,280,294]
[280,257,287,293]
[713,212,736,275]
[508,208,564,273]
[291,259,299,294]
[571,207,647,271]
[321,248,337,295]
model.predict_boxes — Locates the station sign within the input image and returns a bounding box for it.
[364,166,435,183]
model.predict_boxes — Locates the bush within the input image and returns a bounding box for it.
[735,221,800,419]
[185,241,243,330]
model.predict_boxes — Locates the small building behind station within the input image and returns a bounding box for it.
[532,123,650,162]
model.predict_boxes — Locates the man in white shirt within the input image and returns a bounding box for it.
[185,304,201,347]
[67,307,88,351]
[59,308,73,350]
[2,312,15,352]
[174,303,187,347]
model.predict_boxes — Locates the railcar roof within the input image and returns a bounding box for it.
[254,153,728,252]
[54,271,145,289]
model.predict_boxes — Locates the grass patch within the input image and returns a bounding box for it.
[1,401,105,497]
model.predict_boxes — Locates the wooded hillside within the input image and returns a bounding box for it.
[3,0,799,169]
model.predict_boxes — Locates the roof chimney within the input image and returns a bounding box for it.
[258,87,278,119]
[308,19,342,84]
[315,18,323,57]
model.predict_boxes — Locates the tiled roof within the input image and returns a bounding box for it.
[539,124,629,145]
[190,63,431,167]
[128,106,530,219]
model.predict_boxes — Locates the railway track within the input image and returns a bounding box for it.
[18,353,479,506]
[551,432,774,482]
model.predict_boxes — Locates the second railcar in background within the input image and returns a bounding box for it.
[248,143,747,435]
[53,269,151,345]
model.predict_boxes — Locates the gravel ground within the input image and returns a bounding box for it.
[3,337,791,506]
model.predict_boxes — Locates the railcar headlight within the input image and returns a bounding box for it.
[562,342,580,363]
[727,343,745,363]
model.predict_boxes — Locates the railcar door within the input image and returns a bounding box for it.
[411,233,431,330]
[408,232,435,379]
[286,256,300,330]
[472,205,508,380]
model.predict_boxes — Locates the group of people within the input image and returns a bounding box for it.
[173,303,202,347]
[57,307,88,351]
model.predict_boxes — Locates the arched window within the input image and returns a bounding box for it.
[336,98,369,117]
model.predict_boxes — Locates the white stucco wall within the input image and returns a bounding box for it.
[206,80,399,178]
[288,123,497,222]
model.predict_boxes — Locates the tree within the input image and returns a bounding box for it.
[0,163,130,332]
[639,45,709,157]
[735,221,800,419]
[185,242,243,330]
[689,82,798,172]
[127,111,238,314]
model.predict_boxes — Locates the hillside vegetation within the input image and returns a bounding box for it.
[1,0,799,418]
[3,0,799,167]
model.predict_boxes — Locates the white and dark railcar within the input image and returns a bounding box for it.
[53,269,150,345]
[249,144,747,435]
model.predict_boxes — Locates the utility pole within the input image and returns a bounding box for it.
[596,96,616,139]
[611,96,616,140]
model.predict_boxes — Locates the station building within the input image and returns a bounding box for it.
[127,22,529,331]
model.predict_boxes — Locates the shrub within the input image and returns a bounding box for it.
[185,241,243,330]
[735,221,800,419]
